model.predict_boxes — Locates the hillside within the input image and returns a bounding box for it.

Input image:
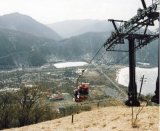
[4,106,159,131]
[0,29,158,68]
[0,28,58,68]
[0,13,61,40]
[55,32,158,66]
[56,32,108,60]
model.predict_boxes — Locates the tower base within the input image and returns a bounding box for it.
[125,99,140,107]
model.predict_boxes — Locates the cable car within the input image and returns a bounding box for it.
[74,83,90,102]
[73,70,90,102]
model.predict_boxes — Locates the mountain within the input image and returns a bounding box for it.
[0,13,157,68]
[0,13,61,40]
[48,19,113,38]
[0,29,157,68]
[55,32,108,60]
[0,28,58,68]
[136,41,158,66]
[50,31,158,66]
[111,39,159,66]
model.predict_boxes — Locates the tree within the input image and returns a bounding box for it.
[0,92,14,129]
[16,86,40,126]
[0,86,55,129]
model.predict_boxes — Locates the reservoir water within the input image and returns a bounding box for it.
[117,67,158,95]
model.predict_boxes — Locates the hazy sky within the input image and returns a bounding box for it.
[0,0,156,24]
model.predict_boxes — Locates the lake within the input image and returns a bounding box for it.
[54,62,88,68]
[117,67,158,95]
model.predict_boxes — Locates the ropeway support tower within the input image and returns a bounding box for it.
[104,0,159,106]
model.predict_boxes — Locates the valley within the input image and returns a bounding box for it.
[0,62,127,105]
[0,4,158,130]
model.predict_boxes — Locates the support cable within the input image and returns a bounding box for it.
[95,53,129,99]
[83,44,104,73]
[75,44,104,84]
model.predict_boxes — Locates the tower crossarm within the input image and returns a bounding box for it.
[104,2,159,51]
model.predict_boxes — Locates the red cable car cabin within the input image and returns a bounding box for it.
[74,83,90,102]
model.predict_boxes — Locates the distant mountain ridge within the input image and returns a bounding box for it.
[48,19,113,38]
[0,13,61,40]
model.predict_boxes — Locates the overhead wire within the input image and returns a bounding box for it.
[75,27,152,104]
[82,44,104,73]
[73,51,129,107]
[94,51,129,99]
[75,43,105,86]
[74,39,129,105]
[82,44,129,99]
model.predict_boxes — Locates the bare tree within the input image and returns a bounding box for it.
[16,86,40,126]
[0,92,14,129]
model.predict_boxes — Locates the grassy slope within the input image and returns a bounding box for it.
[4,106,159,131]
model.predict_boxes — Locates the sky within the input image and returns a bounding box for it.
[0,0,157,24]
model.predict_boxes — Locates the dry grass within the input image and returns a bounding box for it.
[4,106,159,131]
